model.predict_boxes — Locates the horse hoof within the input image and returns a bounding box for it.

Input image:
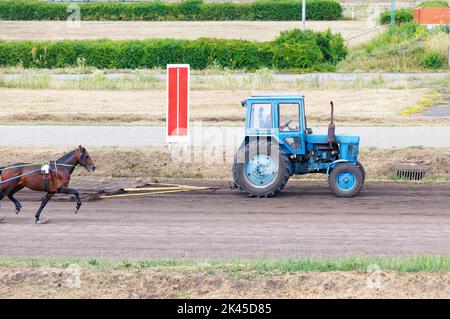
[75,208,79,215]
[15,209,20,215]
[0,217,6,223]
[35,218,49,224]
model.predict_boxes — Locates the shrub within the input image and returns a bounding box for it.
[0,29,346,71]
[274,29,347,65]
[380,9,413,25]
[0,0,343,21]
[420,52,446,69]
[273,42,323,69]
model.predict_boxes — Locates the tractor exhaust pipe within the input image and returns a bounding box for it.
[330,101,334,125]
[327,101,335,144]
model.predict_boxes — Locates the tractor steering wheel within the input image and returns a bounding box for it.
[280,120,296,131]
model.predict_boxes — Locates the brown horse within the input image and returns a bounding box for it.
[0,146,96,223]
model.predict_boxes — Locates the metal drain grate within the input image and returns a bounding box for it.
[394,164,426,181]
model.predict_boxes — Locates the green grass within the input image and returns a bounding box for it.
[1,256,450,273]
[87,258,99,266]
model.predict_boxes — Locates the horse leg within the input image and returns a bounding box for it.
[0,186,12,223]
[8,185,24,214]
[0,186,10,201]
[35,192,55,223]
[58,187,81,214]
[0,191,4,223]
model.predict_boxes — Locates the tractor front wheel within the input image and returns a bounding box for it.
[357,161,366,184]
[329,163,364,197]
[232,140,290,197]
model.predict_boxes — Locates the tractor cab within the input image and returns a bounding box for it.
[243,95,306,155]
[233,95,365,198]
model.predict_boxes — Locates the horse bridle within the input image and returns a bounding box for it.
[79,150,89,166]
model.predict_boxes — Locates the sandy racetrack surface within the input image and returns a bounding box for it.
[0,181,449,259]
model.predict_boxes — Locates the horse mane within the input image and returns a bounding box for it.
[57,149,78,163]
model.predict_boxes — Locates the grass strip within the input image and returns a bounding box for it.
[1,255,450,273]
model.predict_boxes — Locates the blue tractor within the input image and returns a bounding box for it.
[232,95,365,197]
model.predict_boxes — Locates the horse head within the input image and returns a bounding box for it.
[76,145,96,172]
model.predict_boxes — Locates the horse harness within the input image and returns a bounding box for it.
[41,161,74,192]
[40,162,51,192]
[0,161,76,192]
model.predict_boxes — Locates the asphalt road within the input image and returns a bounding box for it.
[0,125,449,148]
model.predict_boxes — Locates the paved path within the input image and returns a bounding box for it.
[0,125,449,148]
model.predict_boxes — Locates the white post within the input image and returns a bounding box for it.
[301,0,306,31]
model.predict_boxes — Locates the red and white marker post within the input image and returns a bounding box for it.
[166,64,190,143]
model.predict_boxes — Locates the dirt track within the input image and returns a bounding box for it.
[0,181,449,259]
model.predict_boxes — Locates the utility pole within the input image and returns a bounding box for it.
[301,0,306,31]
[390,0,396,24]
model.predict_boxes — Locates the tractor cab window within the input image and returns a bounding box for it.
[278,103,299,132]
[249,103,272,130]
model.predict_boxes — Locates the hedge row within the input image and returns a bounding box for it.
[0,0,343,21]
[380,9,413,25]
[0,29,347,71]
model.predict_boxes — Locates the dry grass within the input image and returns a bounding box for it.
[0,146,448,182]
[0,20,376,45]
[0,69,396,91]
[1,68,448,93]
[357,146,450,182]
[0,87,439,126]
[425,31,450,61]
[1,263,449,298]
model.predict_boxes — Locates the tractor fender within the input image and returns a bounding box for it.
[243,135,282,147]
[237,136,281,162]
[326,159,348,177]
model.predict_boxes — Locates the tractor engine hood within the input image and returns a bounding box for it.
[306,134,360,145]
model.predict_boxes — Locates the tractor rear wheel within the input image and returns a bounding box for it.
[357,161,366,184]
[329,162,364,197]
[232,140,290,197]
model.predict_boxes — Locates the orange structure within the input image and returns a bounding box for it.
[413,7,450,25]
